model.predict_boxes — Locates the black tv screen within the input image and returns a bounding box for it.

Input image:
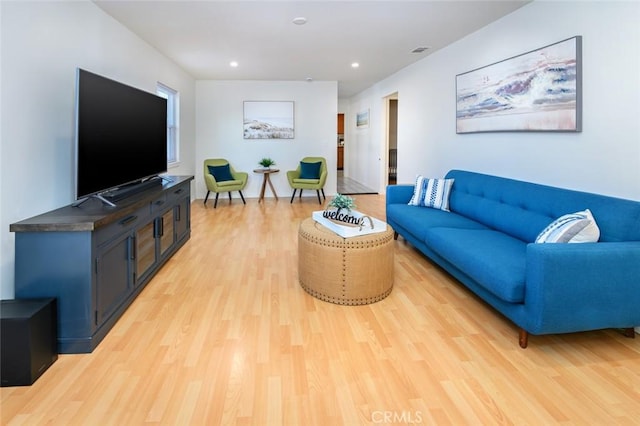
[75,68,167,200]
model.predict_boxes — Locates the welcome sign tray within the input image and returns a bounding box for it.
[312,210,388,238]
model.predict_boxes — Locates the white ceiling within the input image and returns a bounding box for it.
[94,0,530,98]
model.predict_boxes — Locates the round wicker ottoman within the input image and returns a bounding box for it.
[298,217,394,305]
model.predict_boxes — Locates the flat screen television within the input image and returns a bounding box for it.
[74,68,167,204]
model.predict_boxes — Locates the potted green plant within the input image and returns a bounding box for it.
[258,157,276,169]
[327,193,356,214]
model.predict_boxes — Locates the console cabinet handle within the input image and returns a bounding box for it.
[129,236,136,260]
[119,215,137,226]
[154,217,164,238]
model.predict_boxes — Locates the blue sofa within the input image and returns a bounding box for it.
[386,170,640,347]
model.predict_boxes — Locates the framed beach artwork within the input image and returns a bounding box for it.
[243,101,294,139]
[456,36,582,133]
[356,109,369,128]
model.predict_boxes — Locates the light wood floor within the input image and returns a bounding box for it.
[2,194,639,425]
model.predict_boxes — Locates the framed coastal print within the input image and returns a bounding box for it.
[243,101,294,139]
[456,36,582,133]
[356,109,369,128]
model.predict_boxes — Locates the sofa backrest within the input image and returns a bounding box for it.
[445,170,640,243]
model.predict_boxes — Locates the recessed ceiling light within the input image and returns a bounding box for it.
[292,17,307,25]
[351,62,360,68]
[230,61,238,67]
[305,77,313,82]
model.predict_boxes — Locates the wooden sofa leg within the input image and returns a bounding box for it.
[393,231,398,240]
[621,327,636,338]
[519,329,529,349]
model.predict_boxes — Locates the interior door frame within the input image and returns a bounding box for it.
[383,92,398,189]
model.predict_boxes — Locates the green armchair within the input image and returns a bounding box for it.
[203,158,248,208]
[286,156,327,204]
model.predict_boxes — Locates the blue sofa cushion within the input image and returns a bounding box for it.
[445,169,640,243]
[425,227,527,303]
[387,204,487,242]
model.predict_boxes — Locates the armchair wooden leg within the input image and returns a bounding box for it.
[299,189,303,198]
[204,191,210,205]
[321,189,326,200]
[290,189,297,203]
[214,193,220,208]
[316,190,322,204]
[239,190,246,205]
[228,192,232,201]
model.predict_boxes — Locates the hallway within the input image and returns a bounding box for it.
[336,170,377,195]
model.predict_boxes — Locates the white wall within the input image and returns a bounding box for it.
[195,80,337,200]
[346,1,640,201]
[0,1,196,298]
[0,0,4,301]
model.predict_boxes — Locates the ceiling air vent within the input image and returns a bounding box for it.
[411,47,430,53]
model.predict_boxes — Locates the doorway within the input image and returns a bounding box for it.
[336,112,377,195]
[386,94,398,186]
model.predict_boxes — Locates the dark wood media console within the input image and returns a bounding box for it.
[10,176,194,354]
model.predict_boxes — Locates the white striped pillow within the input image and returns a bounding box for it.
[408,176,454,211]
[535,209,600,243]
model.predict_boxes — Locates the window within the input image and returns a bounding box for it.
[156,83,179,164]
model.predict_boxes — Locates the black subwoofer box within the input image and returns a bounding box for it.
[1,298,58,387]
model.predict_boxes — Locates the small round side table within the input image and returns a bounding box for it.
[253,168,279,202]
